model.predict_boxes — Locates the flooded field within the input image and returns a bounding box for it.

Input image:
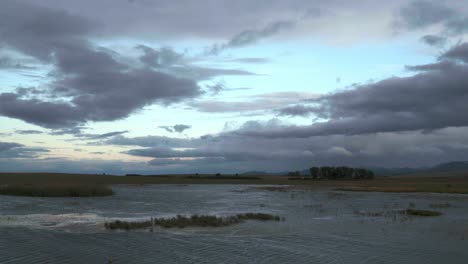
[1,184,468,263]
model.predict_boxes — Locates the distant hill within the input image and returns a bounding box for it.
[430,161,468,172]
[369,167,424,176]
[371,161,468,176]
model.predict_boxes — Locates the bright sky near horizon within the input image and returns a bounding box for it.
[1,0,468,174]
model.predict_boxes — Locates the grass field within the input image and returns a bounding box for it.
[1,171,468,195]
[0,183,113,197]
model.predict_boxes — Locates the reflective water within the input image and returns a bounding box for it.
[1,185,467,263]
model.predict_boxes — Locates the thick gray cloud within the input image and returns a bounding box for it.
[0,142,22,152]
[0,141,49,158]
[0,1,202,129]
[117,125,468,171]
[49,127,87,136]
[277,105,319,117]
[237,44,468,139]
[0,93,86,128]
[136,45,184,68]
[397,1,468,35]
[441,43,468,62]
[398,1,456,29]
[2,0,468,173]
[20,0,316,38]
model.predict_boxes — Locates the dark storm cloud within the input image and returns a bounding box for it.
[0,1,202,129]
[0,141,49,158]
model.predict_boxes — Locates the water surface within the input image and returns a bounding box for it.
[1,184,467,263]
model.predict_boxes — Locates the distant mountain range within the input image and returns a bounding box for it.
[242,161,468,177]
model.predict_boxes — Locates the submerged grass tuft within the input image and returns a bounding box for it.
[105,213,282,230]
[0,183,114,197]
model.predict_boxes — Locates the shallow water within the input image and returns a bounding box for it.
[1,184,467,263]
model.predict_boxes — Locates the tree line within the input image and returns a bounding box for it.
[309,166,374,180]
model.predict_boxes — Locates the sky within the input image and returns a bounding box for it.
[1,0,468,174]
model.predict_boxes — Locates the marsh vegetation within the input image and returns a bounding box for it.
[0,183,113,197]
[104,213,282,230]
[355,208,442,218]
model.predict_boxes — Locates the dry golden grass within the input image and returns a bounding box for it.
[1,171,467,194]
[0,183,113,197]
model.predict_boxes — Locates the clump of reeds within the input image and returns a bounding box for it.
[405,209,442,216]
[104,220,153,230]
[104,213,282,230]
[0,184,114,197]
[235,213,281,221]
[355,208,442,218]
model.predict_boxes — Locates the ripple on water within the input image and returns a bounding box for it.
[1,185,468,263]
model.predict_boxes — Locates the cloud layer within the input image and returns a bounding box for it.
[0,1,202,129]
